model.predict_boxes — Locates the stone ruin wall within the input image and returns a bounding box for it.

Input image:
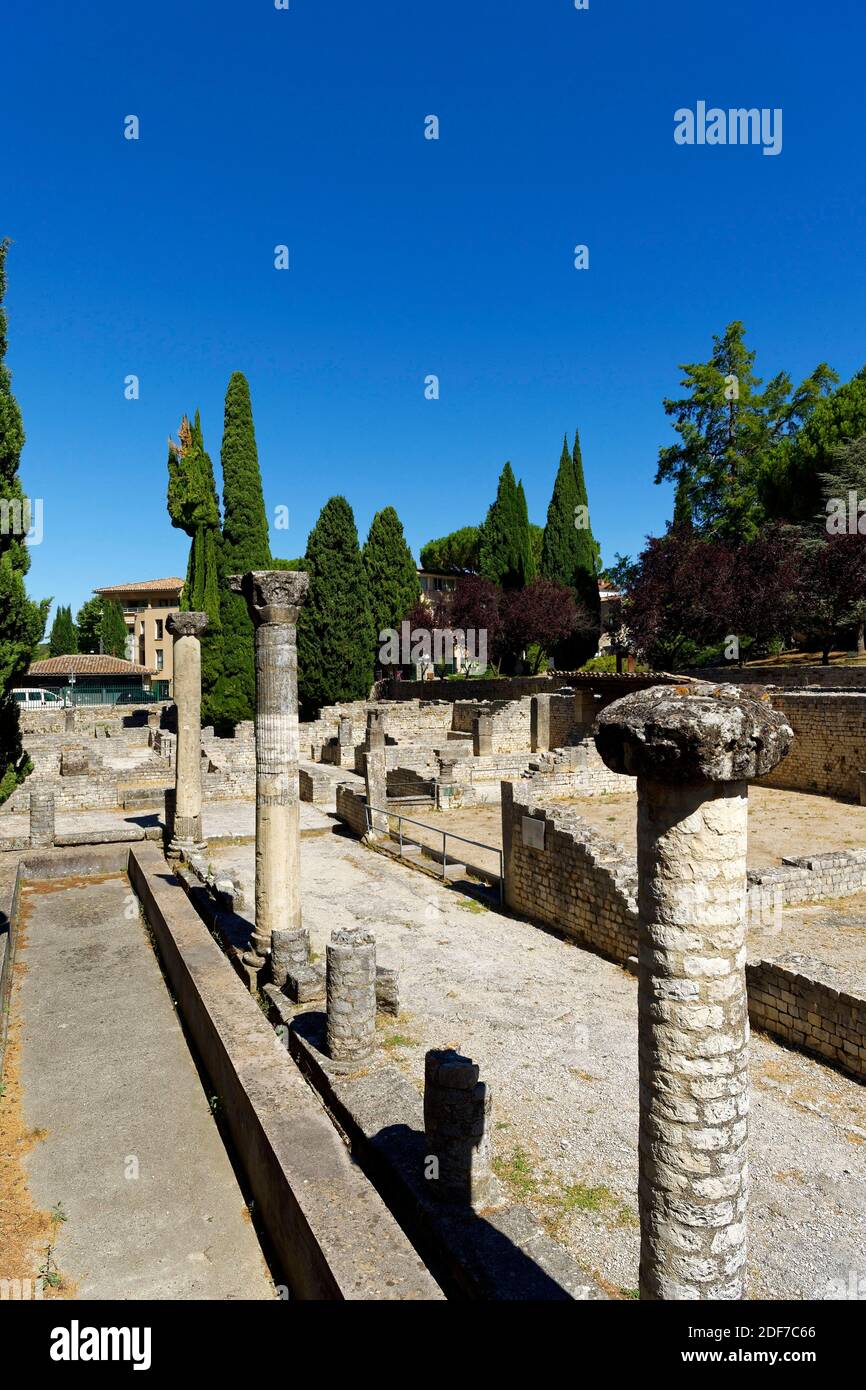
[502,782,640,963]
[336,782,369,837]
[758,692,866,800]
[747,957,866,1077]
[501,783,866,1082]
[3,716,256,815]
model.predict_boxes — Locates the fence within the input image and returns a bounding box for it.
[66,683,153,707]
[364,803,503,903]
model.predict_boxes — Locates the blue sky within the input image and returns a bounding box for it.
[4,0,866,621]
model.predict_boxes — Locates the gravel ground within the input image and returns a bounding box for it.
[209,820,866,1301]
[392,793,866,986]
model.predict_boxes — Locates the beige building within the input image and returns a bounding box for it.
[94,578,184,699]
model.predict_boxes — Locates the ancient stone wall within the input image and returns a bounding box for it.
[501,783,866,1075]
[757,693,866,799]
[746,957,866,1082]
[452,699,532,753]
[549,692,581,749]
[302,699,453,759]
[336,782,369,837]
[502,783,639,963]
[19,703,168,736]
[681,665,866,690]
[380,672,672,703]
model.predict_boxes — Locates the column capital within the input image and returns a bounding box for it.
[166,611,209,640]
[228,570,310,626]
[595,683,793,784]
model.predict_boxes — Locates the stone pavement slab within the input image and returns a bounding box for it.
[15,873,276,1300]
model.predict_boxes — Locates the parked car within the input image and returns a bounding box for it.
[12,688,71,708]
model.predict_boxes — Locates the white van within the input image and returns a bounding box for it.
[12,688,71,709]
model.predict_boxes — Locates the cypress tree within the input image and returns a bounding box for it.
[570,428,601,635]
[100,600,129,660]
[298,497,375,714]
[362,506,420,642]
[478,462,532,589]
[0,240,49,802]
[48,605,78,657]
[516,480,536,582]
[213,373,272,727]
[540,435,579,585]
[167,412,223,721]
[540,430,600,666]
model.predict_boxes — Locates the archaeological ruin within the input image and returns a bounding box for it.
[2,590,865,1305]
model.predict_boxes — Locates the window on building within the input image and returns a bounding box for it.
[154,619,163,641]
[155,648,164,672]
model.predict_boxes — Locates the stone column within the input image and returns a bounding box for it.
[165,612,209,860]
[29,788,55,848]
[163,787,176,851]
[437,753,459,810]
[366,708,386,751]
[271,927,310,989]
[573,688,596,729]
[472,713,493,757]
[424,1049,495,1209]
[596,685,792,1300]
[530,694,551,753]
[338,715,354,767]
[364,750,388,838]
[326,926,377,1064]
[64,708,75,734]
[229,571,309,967]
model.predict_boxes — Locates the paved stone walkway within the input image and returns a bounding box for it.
[0,799,330,847]
[14,874,276,1300]
[209,818,866,1300]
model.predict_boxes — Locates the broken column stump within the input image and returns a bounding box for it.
[326,926,377,1065]
[423,1049,495,1210]
[472,713,493,757]
[530,694,551,753]
[272,926,325,1004]
[29,788,55,848]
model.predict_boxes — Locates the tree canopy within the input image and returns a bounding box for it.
[297,496,375,714]
[363,506,419,641]
[0,241,49,801]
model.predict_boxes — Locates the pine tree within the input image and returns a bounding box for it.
[478,462,532,589]
[540,431,600,667]
[297,497,375,714]
[362,506,419,642]
[213,373,272,727]
[419,526,481,573]
[656,321,836,540]
[0,241,49,802]
[48,605,78,657]
[167,411,223,722]
[100,600,129,659]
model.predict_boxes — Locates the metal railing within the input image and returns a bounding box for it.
[364,803,503,904]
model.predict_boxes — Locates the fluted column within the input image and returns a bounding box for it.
[229,570,309,967]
